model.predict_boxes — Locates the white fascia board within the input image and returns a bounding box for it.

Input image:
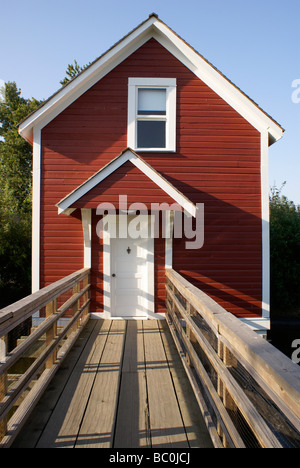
[57,148,197,217]
[153,20,283,142]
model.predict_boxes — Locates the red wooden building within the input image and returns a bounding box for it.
[19,14,283,334]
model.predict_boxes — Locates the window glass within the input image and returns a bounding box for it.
[137,121,166,148]
[138,88,166,115]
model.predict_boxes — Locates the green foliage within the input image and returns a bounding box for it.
[0,61,88,307]
[60,59,91,86]
[0,82,42,306]
[270,183,300,313]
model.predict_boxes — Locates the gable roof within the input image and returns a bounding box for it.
[18,13,284,145]
[56,148,197,217]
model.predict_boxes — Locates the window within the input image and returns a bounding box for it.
[128,78,176,151]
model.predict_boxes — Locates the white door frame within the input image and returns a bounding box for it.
[91,213,164,320]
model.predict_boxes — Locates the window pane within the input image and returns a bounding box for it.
[138,88,166,115]
[137,121,166,148]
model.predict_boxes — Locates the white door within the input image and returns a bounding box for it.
[110,216,154,318]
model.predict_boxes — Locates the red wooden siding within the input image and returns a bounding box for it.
[41,38,262,318]
[74,160,177,209]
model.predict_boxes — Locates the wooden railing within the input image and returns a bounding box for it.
[165,268,300,449]
[0,268,91,448]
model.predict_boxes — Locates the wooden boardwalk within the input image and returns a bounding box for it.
[12,319,213,448]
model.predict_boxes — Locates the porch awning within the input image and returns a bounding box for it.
[56,148,197,217]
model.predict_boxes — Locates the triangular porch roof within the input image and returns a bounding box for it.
[56,148,197,217]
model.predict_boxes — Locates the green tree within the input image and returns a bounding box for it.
[0,82,42,306]
[60,59,91,86]
[0,62,88,308]
[270,184,300,314]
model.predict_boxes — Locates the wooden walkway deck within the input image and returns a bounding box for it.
[12,319,213,448]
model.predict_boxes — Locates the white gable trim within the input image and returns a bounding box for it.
[261,130,270,319]
[56,148,197,217]
[18,15,283,145]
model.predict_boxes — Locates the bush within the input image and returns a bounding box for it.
[270,185,300,314]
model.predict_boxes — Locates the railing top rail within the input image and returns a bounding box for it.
[166,268,300,421]
[0,268,90,337]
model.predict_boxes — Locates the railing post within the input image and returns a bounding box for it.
[217,339,239,447]
[169,281,176,315]
[186,302,197,368]
[72,282,81,331]
[83,273,90,320]
[45,299,57,369]
[0,335,8,439]
[217,340,225,443]
[223,345,238,446]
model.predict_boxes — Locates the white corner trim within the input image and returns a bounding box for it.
[57,148,197,217]
[32,126,42,293]
[261,131,270,319]
[81,208,92,268]
[165,211,174,269]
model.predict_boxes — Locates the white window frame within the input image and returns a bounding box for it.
[128,78,176,152]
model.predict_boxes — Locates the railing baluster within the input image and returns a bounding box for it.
[0,267,91,447]
[0,335,7,440]
[72,283,80,333]
[45,299,57,369]
[165,268,300,449]
[186,302,197,368]
[83,274,90,319]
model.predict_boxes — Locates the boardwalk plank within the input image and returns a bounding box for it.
[143,320,189,448]
[37,319,111,448]
[114,320,150,448]
[75,320,126,448]
[11,319,98,448]
[11,319,212,449]
[158,320,213,448]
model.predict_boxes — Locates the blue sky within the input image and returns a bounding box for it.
[1,0,299,203]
